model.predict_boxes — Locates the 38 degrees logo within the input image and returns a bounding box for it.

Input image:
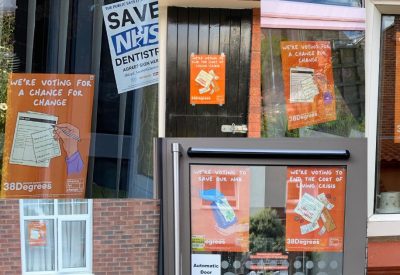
[106,1,158,56]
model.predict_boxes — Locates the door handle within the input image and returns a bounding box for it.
[187,148,350,159]
[221,123,248,134]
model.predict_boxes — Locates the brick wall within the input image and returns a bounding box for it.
[0,200,21,275]
[93,199,160,275]
[368,237,400,274]
[248,8,262,138]
[378,19,399,140]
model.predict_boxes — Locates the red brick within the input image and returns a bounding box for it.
[247,9,262,138]
[0,200,21,275]
[93,199,160,275]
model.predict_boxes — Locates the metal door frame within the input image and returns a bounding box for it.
[157,138,367,275]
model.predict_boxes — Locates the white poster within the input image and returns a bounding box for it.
[192,254,221,275]
[102,0,159,94]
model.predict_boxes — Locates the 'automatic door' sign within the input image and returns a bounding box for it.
[102,0,159,94]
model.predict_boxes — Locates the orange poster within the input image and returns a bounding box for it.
[191,165,249,252]
[1,73,94,198]
[281,41,336,130]
[28,221,47,246]
[190,54,225,105]
[395,33,400,143]
[286,167,346,252]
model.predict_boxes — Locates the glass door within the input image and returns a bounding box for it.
[157,138,367,275]
[190,164,346,275]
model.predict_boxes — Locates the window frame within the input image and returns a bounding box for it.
[19,200,93,275]
[365,0,400,237]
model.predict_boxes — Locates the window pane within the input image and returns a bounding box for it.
[375,15,400,214]
[23,199,54,216]
[261,29,365,138]
[61,220,86,269]
[24,219,55,272]
[0,0,158,199]
[58,199,88,215]
[281,0,362,7]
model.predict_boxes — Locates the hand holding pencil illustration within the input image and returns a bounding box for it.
[54,123,80,158]
[54,123,84,175]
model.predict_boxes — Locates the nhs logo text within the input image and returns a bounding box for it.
[111,23,158,56]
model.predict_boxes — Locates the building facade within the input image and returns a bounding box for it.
[0,199,160,275]
[0,0,399,274]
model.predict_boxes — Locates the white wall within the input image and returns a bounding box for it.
[159,0,259,8]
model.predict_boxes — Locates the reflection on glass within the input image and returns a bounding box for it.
[0,1,158,198]
[281,0,362,7]
[261,29,365,138]
[0,4,15,174]
[190,165,346,275]
[376,15,400,214]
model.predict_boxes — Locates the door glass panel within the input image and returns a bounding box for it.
[61,220,86,269]
[24,219,55,272]
[190,165,346,275]
[261,28,365,138]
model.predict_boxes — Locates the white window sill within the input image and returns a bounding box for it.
[368,214,400,236]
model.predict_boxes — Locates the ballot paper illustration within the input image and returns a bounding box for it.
[321,208,336,232]
[9,112,61,167]
[195,70,220,95]
[295,193,337,235]
[294,193,325,224]
[300,222,320,235]
[318,226,327,236]
[200,189,237,229]
[290,67,319,103]
[317,193,334,210]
